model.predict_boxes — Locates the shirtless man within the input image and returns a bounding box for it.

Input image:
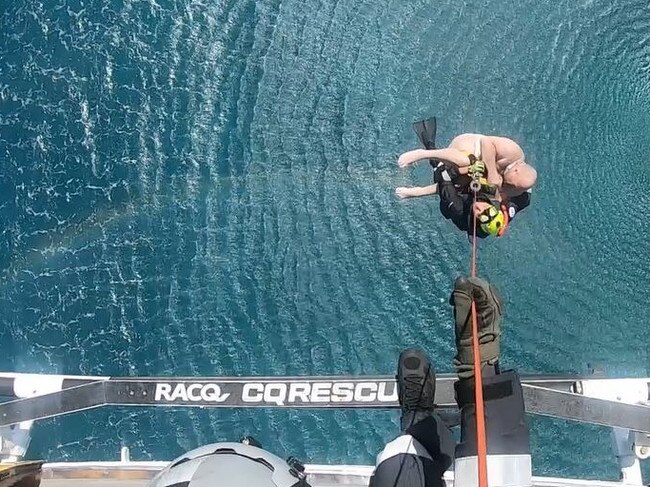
[396,133,537,199]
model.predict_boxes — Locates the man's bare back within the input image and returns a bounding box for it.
[396,133,536,199]
[449,134,525,173]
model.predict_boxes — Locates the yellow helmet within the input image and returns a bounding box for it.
[478,205,506,237]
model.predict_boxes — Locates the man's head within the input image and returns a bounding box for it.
[502,161,537,191]
[472,201,506,237]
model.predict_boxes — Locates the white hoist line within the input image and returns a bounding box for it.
[474,137,482,160]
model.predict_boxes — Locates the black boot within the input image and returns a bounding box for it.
[396,348,436,431]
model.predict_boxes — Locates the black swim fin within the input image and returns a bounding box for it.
[412,116,437,169]
[412,116,437,150]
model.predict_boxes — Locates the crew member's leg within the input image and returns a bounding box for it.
[454,372,532,487]
[370,349,455,487]
[450,277,532,487]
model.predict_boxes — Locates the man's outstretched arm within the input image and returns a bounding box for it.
[395,166,475,199]
[398,148,472,168]
[395,184,438,199]
[479,138,503,188]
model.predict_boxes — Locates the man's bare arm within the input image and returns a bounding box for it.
[398,148,471,168]
[395,184,438,199]
[479,138,502,188]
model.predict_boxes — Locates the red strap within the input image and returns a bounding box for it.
[497,204,510,237]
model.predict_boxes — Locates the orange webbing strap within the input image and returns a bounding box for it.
[497,203,510,238]
[471,192,489,487]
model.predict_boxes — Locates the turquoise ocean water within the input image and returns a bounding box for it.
[1,0,649,479]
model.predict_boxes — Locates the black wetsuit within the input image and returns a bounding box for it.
[437,169,532,238]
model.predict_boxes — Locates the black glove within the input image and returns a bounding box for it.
[449,276,503,379]
[433,161,460,184]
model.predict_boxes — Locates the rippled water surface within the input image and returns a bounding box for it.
[1,0,649,479]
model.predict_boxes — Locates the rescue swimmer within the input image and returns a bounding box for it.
[395,117,535,238]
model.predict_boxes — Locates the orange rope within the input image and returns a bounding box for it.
[471,191,489,487]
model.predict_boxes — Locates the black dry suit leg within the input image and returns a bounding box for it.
[370,347,454,487]
[370,415,455,487]
[454,371,533,487]
[412,117,438,168]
